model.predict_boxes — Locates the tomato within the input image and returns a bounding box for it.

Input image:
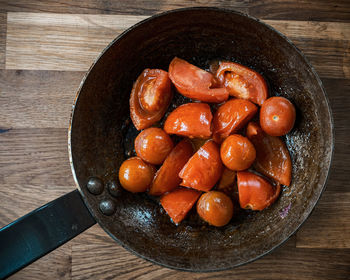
[168,57,229,103]
[260,96,296,136]
[130,69,172,130]
[212,99,258,143]
[164,103,212,138]
[215,62,268,106]
[237,171,281,211]
[118,157,156,193]
[179,140,223,192]
[217,168,236,196]
[149,139,193,196]
[246,122,292,186]
[160,187,201,225]
[220,134,256,171]
[197,191,233,227]
[135,127,173,165]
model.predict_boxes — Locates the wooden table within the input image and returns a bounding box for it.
[0,1,349,279]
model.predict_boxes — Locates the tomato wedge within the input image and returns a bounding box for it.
[216,62,268,106]
[149,139,193,196]
[168,57,229,103]
[179,140,223,192]
[164,103,212,138]
[237,171,281,211]
[212,99,258,143]
[246,122,292,186]
[130,69,172,130]
[160,187,201,225]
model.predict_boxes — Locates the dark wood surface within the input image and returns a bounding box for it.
[0,1,349,279]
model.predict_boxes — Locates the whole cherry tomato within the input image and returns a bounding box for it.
[260,96,296,136]
[179,140,223,191]
[149,139,193,196]
[212,98,258,143]
[168,57,229,103]
[161,187,201,225]
[197,191,233,227]
[246,122,292,186]
[118,157,156,193]
[215,62,268,106]
[130,69,172,130]
[135,127,173,165]
[237,171,281,211]
[164,103,212,138]
[220,134,256,171]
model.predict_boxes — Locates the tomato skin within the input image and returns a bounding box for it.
[197,191,233,227]
[216,62,268,106]
[118,157,156,193]
[130,69,172,130]
[149,139,193,196]
[212,99,258,143]
[135,127,173,165]
[220,134,256,171]
[164,103,212,138]
[260,96,296,136]
[246,122,292,186]
[237,171,281,211]
[179,140,223,192]
[168,57,229,103]
[160,187,201,225]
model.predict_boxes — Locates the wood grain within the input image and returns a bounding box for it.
[5,13,350,79]
[0,13,6,68]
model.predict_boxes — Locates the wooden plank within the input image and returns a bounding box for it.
[5,13,350,79]
[0,128,74,187]
[0,13,6,68]
[296,192,350,249]
[0,70,84,129]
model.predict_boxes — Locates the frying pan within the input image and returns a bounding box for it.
[0,7,333,278]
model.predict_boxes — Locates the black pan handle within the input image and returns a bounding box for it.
[0,189,96,279]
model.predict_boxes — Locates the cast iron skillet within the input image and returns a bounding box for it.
[0,7,333,278]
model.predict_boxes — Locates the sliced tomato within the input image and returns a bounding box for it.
[212,99,258,143]
[164,103,212,138]
[237,171,281,211]
[160,187,201,225]
[130,69,172,130]
[216,62,268,106]
[246,122,292,186]
[149,139,193,196]
[179,140,223,192]
[168,57,228,103]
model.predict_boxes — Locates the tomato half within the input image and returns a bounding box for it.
[164,103,212,138]
[149,139,193,196]
[168,57,229,103]
[212,98,258,143]
[216,62,268,106]
[237,171,281,211]
[179,140,223,192]
[160,187,201,225]
[130,69,172,130]
[246,122,292,186]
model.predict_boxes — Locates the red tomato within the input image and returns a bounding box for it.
[212,99,258,143]
[260,96,296,136]
[197,191,234,227]
[246,122,292,186]
[130,69,172,130]
[237,171,281,211]
[168,57,229,103]
[149,139,193,196]
[160,187,201,225]
[118,157,156,193]
[164,103,212,138]
[220,134,256,171]
[179,140,223,192]
[135,127,173,165]
[216,62,268,106]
